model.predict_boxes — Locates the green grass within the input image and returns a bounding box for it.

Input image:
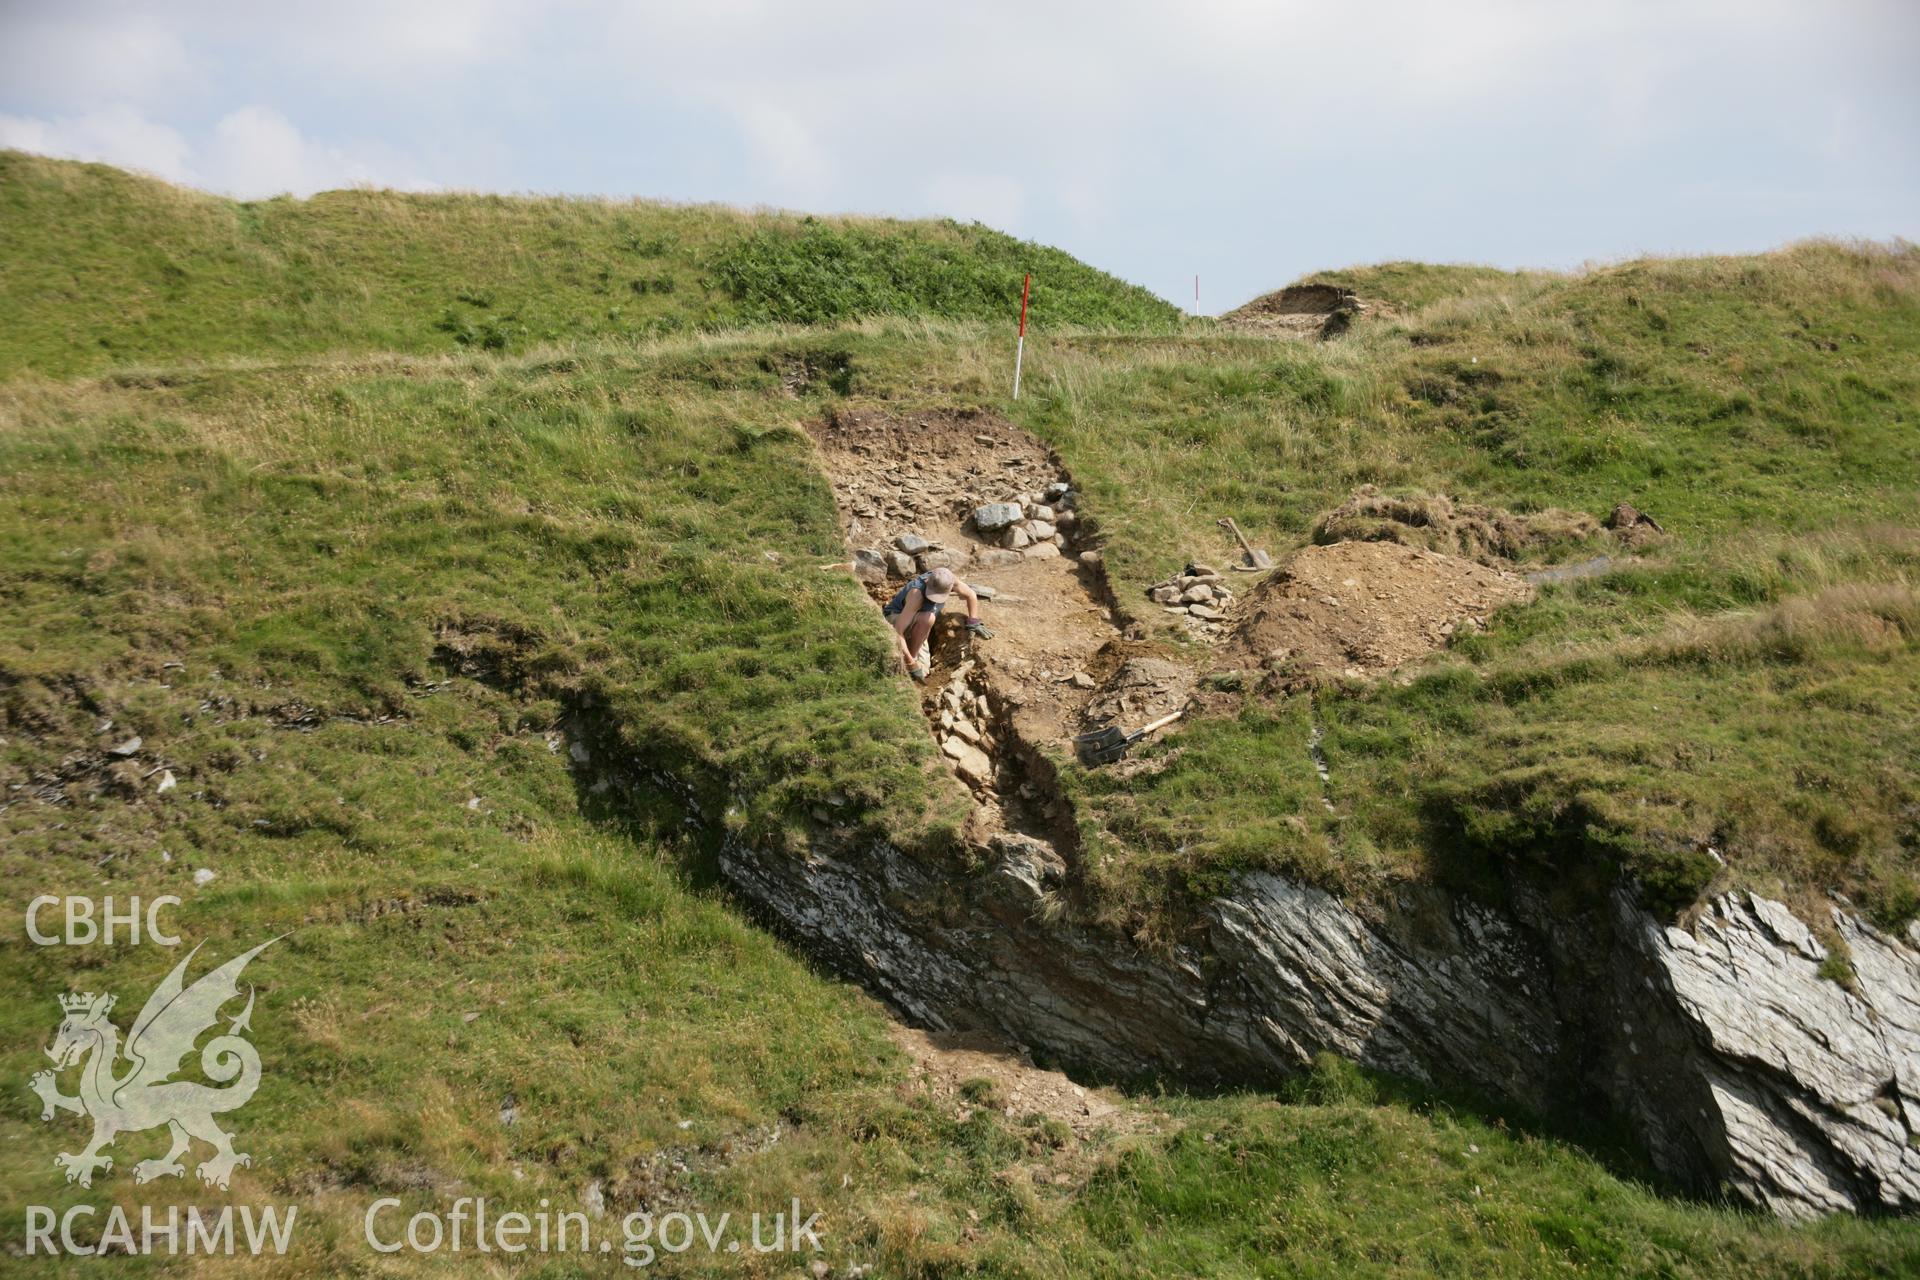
[3,159,1918,1273]
[0,150,1179,379]
[1007,241,1920,933]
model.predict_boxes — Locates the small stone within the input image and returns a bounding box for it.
[1182,584,1214,603]
[1028,520,1056,541]
[918,550,955,571]
[1068,672,1096,690]
[894,533,932,554]
[1027,504,1054,522]
[155,770,177,794]
[583,1179,605,1217]
[569,740,591,764]
[466,795,482,810]
[953,719,982,744]
[1078,550,1102,566]
[1022,542,1061,560]
[886,549,916,578]
[973,584,997,600]
[1189,562,1221,577]
[1188,604,1223,620]
[192,867,216,886]
[1002,525,1031,550]
[852,548,889,582]
[1055,508,1078,527]
[972,502,1023,532]
[108,736,142,758]
[1150,585,1181,604]
[1044,481,1071,501]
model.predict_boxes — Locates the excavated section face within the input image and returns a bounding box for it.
[805,409,1189,844]
[807,410,1543,839]
[1221,283,1368,340]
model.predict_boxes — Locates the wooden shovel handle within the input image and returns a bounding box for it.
[1218,517,1256,557]
[1135,708,1185,739]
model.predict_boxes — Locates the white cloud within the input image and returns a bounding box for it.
[198,105,435,197]
[0,106,194,183]
[0,104,433,198]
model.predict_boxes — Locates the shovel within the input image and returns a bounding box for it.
[1073,709,1185,766]
[1217,517,1273,570]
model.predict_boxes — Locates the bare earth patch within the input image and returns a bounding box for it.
[888,1025,1159,1140]
[1220,283,1377,340]
[1222,540,1535,685]
[807,409,1182,843]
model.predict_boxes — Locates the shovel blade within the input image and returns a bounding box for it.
[1075,725,1128,767]
[1072,724,1131,766]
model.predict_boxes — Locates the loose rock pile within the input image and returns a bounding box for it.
[852,535,963,583]
[932,661,998,794]
[971,481,1077,563]
[1146,563,1237,636]
[844,479,1085,585]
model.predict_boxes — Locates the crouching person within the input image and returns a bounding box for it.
[883,567,989,679]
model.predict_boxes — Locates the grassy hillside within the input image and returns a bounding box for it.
[1028,242,1920,933]
[5,330,1917,1277]
[3,159,1918,1273]
[0,151,1180,379]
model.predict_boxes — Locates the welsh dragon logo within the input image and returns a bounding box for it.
[31,938,278,1190]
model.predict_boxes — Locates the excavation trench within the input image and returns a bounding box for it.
[487,424,1915,1222]
[805,408,1187,858]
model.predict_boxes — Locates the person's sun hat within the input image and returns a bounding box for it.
[923,567,958,602]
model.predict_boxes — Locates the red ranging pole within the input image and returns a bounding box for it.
[1013,272,1031,399]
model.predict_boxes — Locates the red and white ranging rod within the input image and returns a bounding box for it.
[1013,272,1031,400]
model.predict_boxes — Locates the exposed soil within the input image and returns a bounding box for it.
[807,413,1556,840]
[1221,283,1374,340]
[888,1025,1156,1139]
[1221,540,1534,686]
[806,409,1189,845]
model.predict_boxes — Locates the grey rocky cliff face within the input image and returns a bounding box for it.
[718,831,1920,1221]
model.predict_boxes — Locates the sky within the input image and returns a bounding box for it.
[1,1,1915,313]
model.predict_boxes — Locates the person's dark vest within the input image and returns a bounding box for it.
[885,574,944,617]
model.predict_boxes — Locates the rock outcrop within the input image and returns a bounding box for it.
[1614,893,1920,1217]
[718,829,1920,1221]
